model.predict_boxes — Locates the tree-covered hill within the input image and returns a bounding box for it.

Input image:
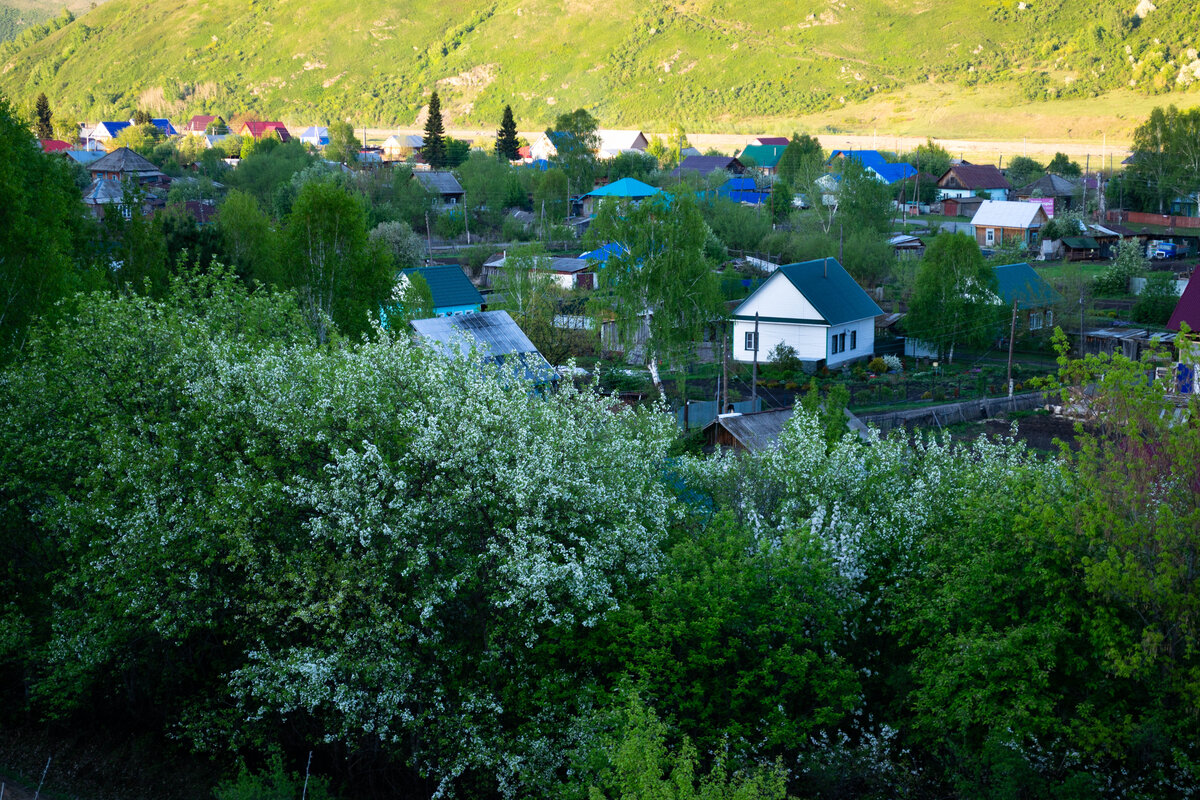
[3,0,1200,133]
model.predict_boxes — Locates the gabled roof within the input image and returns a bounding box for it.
[414,171,464,196]
[1168,267,1200,331]
[938,164,1011,190]
[410,310,555,383]
[536,256,591,275]
[83,178,128,205]
[703,407,794,452]
[88,147,165,178]
[580,242,628,263]
[66,150,105,166]
[1016,173,1079,197]
[242,121,291,141]
[734,258,882,326]
[91,121,130,138]
[970,200,1046,229]
[1061,236,1100,249]
[299,126,329,142]
[39,139,73,153]
[672,155,743,177]
[716,176,770,205]
[185,115,221,133]
[401,265,482,309]
[829,150,917,184]
[583,177,661,198]
[751,136,790,146]
[146,118,177,136]
[738,144,787,169]
[597,129,647,152]
[384,134,424,149]
[994,263,1064,307]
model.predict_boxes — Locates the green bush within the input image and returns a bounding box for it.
[868,356,888,373]
[215,751,335,800]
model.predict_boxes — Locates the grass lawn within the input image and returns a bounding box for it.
[1034,260,1109,282]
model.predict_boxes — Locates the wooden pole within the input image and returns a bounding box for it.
[1007,300,1019,397]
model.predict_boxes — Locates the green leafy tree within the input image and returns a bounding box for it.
[110,122,160,157]
[445,137,471,168]
[532,167,569,224]
[491,244,574,362]
[548,108,599,195]
[1094,236,1146,295]
[324,120,358,164]
[767,179,792,223]
[228,138,315,208]
[907,138,951,180]
[0,94,89,354]
[131,108,151,125]
[1046,151,1082,178]
[217,189,278,284]
[587,192,724,394]
[33,92,51,139]
[283,178,391,341]
[776,132,823,186]
[458,151,523,233]
[1004,156,1045,190]
[385,269,436,324]
[98,181,170,296]
[904,231,999,362]
[1131,270,1177,323]
[422,91,447,169]
[369,220,425,269]
[494,104,520,161]
[835,157,893,235]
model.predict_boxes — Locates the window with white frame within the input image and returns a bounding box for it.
[985,228,995,245]
[745,331,758,352]
[1046,310,1053,327]
[1029,311,1043,330]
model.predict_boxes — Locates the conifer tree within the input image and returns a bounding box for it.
[423,91,447,169]
[34,93,53,140]
[495,104,520,161]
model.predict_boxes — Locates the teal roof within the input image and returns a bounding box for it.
[402,265,482,310]
[736,258,882,325]
[584,177,662,198]
[994,263,1063,308]
[738,144,787,169]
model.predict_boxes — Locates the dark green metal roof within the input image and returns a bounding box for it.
[402,265,482,310]
[1062,236,1100,249]
[994,262,1064,308]
[768,258,883,325]
[738,144,787,169]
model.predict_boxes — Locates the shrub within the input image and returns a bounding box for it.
[768,342,802,374]
[868,356,888,373]
[784,381,800,391]
[882,354,903,373]
[921,390,933,400]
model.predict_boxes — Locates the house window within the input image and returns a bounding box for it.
[1029,312,1043,331]
[840,332,847,352]
[985,228,995,245]
[745,331,758,352]
[830,333,840,355]
[850,330,857,350]
[1046,310,1053,327]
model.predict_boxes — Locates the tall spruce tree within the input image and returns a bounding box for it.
[34,93,52,140]
[495,104,519,161]
[423,91,447,169]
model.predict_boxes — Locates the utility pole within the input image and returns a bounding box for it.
[1007,300,1019,397]
[751,312,760,408]
[463,191,471,245]
[425,211,433,265]
[1080,291,1086,357]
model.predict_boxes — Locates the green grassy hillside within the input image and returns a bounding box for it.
[2,0,1200,135]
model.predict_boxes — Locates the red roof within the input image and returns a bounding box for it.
[518,145,531,159]
[1168,267,1200,332]
[938,164,1012,190]
[752,136,790,146]
[39,139,73,153]
[241,121,291,141]
[186,115,217,132]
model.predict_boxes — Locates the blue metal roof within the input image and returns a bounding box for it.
[401,265,482,310]
[580,242,628,263]
[829,150,916,184]
[994,263,1064,308]
[149,118,177,136]
[584,177,662,198]
[716,177,770,205]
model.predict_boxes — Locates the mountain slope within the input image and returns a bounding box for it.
[2,0,1199,135]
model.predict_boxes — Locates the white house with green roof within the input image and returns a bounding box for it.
[731,258,882,367]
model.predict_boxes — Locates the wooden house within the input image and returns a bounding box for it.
[672,155,745,178]
[936,164,1011,201]
[969,201,1048,249]
[703,407,794,452]
[414,171,465,207]
[1014,174,1080,216]
[731,258,882,368]
[397,265,482,317]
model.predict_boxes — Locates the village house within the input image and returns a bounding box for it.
[581,177,662,216]
[829,150,917,185]
[298,126,329,147]
[414,171,465,207]
[81,147,168,218]
[183,115,228,135]
[85,121,130,148]
[482,253,595,290]
[993,262,1064,334]
[410,310,557,384]
[240,121,291,141]
[383,134,423,161]
[936,164,1011,201]
[969,201,1048,249]
[1013,173,1081,217]
[731,258,882,368]
[672,155,745,179]
[737,144,787,175]
[398,265,483,317]
[596,129,650,158]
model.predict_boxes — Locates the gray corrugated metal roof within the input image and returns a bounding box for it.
[707,408,794,451]
[88,147,164,177]
[410,310,555,382]
[414,171,464,196]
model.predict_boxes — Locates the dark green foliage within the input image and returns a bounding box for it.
[131,108,150,125]
[904,231,999,360]
[1004,156,1044,190]
[908,138,951,179]
[1046,151,1081,178]
[604,150,658,181]
[1131,271,1177,324]
[1124,105,1200,214]
[0,93,90,355]
[494,103,519,161]
[776,132,823,187]
[227,138,315,207]
[548,108,599,195]
[422,90,447,168]
[767,180,792,222]
[324,120,358,164]
[32,91,50,138]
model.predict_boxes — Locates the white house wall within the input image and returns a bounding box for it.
[735,272,822,320]
[733,319,827,362]
[825,318,875,368]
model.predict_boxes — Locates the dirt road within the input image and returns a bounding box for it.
[364,128,1130,164]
